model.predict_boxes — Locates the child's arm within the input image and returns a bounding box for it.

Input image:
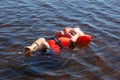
[55,27,73,38]
[55,31,65,38]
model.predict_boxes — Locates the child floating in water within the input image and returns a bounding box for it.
[25,27,92,57]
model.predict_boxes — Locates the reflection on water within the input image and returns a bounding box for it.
[0,0,120,80]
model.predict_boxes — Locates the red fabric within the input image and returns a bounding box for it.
[47,40,60,53]
[76,35,92,48]
[58,37,70,47]
[47,37,70,53]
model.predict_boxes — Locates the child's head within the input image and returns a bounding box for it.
[64,27,84,38]
[76,35,92,48]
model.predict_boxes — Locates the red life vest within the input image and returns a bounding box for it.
[47,37,70,53]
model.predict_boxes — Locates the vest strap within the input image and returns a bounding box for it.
[45,37,62,48]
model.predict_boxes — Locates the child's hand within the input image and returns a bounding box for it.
[55,31,64,38]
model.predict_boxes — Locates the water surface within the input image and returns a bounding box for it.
[0,0,120,80]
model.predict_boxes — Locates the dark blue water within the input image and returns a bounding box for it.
[0,0,120,80]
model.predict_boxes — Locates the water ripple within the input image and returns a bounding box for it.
[0,0,120,80]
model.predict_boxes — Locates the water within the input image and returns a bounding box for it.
[0,0,120,80]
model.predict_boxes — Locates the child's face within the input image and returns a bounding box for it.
[64,28,79,38]
[66,30,77,38]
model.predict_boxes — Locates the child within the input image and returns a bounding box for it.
[25,27,92,57]
[55,27,85,38]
